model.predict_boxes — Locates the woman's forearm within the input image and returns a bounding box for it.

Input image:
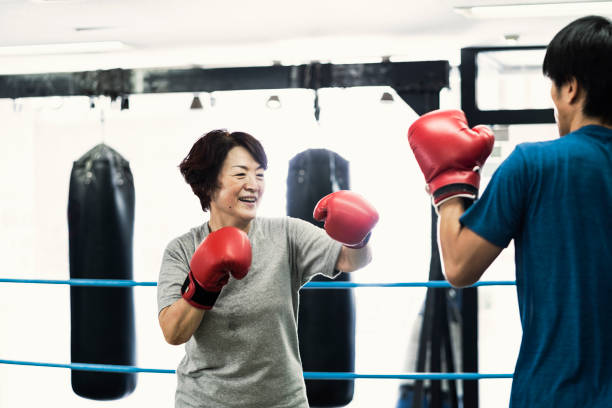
[335,244,372,272]
[158,298,206,345]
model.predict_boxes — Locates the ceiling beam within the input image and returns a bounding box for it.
[0,61,450,109]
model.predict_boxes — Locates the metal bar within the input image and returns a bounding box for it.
[0,61,450,99]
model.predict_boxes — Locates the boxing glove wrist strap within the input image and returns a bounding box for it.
[432,183,478,206]
[344,231,372,249]
[181,270,221,310]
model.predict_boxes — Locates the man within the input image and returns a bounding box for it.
[408,15,612,408]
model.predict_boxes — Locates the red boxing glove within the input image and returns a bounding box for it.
[407,109,494,207]
[313,190,379,248]
[181,226,252,310]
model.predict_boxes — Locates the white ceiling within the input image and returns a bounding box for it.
[0,0,607,73]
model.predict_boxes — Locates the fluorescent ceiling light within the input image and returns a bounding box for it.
[455,1,612,18]
[0,41,128,56]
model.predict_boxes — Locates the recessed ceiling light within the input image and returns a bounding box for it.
[74,26,115,32]
[266,95,281,109]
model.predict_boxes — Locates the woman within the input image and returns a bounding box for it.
[157,129,378,408]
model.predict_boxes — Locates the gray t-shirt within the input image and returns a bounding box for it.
[157,216,343,408]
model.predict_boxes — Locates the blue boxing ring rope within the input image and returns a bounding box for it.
[0,277,516,380]
[0,278,515,288]
[0,358,513,379]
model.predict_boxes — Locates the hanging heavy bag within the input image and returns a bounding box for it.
[287,148,355,407]
[67,144,137,400]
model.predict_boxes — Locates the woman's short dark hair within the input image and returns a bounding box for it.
[179,129,268,212]
[543,15,612,124]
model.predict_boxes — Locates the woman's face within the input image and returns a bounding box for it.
[209,146,265,230]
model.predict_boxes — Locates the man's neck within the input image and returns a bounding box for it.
[571,116,612,132]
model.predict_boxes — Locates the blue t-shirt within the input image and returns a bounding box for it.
[460,125,612,407]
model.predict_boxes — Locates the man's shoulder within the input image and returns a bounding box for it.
[514,138,559,155]
[513,127,603,163]
[508,137,570,168]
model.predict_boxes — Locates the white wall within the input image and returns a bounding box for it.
[0,84,558,407]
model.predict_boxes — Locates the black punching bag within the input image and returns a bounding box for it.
[288,149,355,407]
[68,144,137,400]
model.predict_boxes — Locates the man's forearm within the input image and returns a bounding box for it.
[438,198,502,287]
[438,198,470,285]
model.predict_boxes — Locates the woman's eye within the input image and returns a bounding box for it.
[256,174,264,178]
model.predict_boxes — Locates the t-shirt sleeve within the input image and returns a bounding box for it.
[157,238,191,314]
[460,146,529,248]
[287,217,343,286]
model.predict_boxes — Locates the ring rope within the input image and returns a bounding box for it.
[0,279,515,381]
[0,359,512,380]
[0,278,516,288]
[0,278,157,287]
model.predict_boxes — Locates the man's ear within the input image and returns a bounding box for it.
[566,76,581,105]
